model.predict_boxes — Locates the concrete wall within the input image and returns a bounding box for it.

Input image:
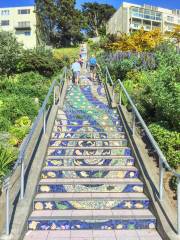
[107,7,129,35]
[0,6,37,49]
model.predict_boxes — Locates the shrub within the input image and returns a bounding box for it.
[17,47,64,77]
[0,94,39,124]
[0,145,17,183]
[4,72,51,104]
[9,116,31,145]
[0,31,22,75]
[148,123,180,169]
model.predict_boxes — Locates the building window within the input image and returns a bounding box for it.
[18,21,30,28]
[24,31,31,36]
[1,10,10,16]
[18,9,30,14]
[1,20,9,26]
[167,16,174,22]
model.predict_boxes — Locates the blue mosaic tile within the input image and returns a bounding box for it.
[28,218,156,230]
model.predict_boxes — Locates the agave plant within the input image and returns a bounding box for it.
[0,145,17,184]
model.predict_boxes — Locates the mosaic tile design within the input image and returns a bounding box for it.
[34,199,150,210]
[26,71,158,236]
[37,183,144,193]
[41,169,139,179]
[45,158,135,167]
[28,218,156,231]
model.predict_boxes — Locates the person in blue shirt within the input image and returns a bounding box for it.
[71,59,81,85]
[88,55,99,81]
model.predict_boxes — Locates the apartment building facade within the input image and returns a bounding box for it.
[0,5,37,49]
[107,2,180,35]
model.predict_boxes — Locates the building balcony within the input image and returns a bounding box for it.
[14,23,31,30]
[130,23,152,31]
[131,13,162,22]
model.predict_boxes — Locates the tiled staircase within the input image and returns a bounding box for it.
[24,72,162,239]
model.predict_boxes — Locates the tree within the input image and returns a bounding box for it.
[35,0,83,47]
[82,2,116,37]
[0,31,22,75]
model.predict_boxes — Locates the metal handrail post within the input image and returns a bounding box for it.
[6,187,10,235]
[105,69,108,84]
[20,160,24,200]
[119,89,122,106]
[132,110,136,136]
[177,177,180,235]
[112,84,115,103]
[53,86,56,106]
[159,158,164,201]
[3,177,10,235]
[43,109,46,135]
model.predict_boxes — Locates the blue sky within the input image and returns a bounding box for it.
[0,0,179,9]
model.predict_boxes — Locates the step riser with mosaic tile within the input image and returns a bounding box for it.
[45,158,135,167]
[52,131,126,138]
[49,140,128,147]
[37,183,144,194]
[27,218,156,231]
[47,148,131,157]
[33,199,150,211]
[41,169,139,179]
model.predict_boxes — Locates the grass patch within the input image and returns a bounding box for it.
[53,47,80,63]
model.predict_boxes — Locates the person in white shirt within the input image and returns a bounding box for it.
[71,59,81,85]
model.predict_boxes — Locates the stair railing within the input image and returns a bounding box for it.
[104,66,180,236]
[2,67,68,235]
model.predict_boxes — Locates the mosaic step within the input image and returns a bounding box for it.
[47,147,131,157]
[52,130,125,137]
[49,139,128,147]
[24,229,162,240]
[55,119,122,127]
[48,146,130,150]
[28,209,156,231]
[33,192,150,210]
[45,157,135,167]
[41,166,139,179]
[57,110,120,118]
[38,178,144,193]
[53,126,124,133]
[54,124,123,131]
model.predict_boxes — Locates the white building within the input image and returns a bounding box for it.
[107,2,180,35]
[0,5,37,49]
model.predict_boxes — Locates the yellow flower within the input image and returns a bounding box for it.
[117,171,124,178]
[116,224,123,229]
[41,173,47,179]
[50,160,62,166]
[135,203,143,209]
[40,186,50,192]
[133,186,143,193]
[34,202,43,210]
[47,172,56,178]
[29,221,40,230]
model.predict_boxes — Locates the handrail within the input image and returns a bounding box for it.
[104,66,180,235]
[117,79,180,178]
[2,67,67,235]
